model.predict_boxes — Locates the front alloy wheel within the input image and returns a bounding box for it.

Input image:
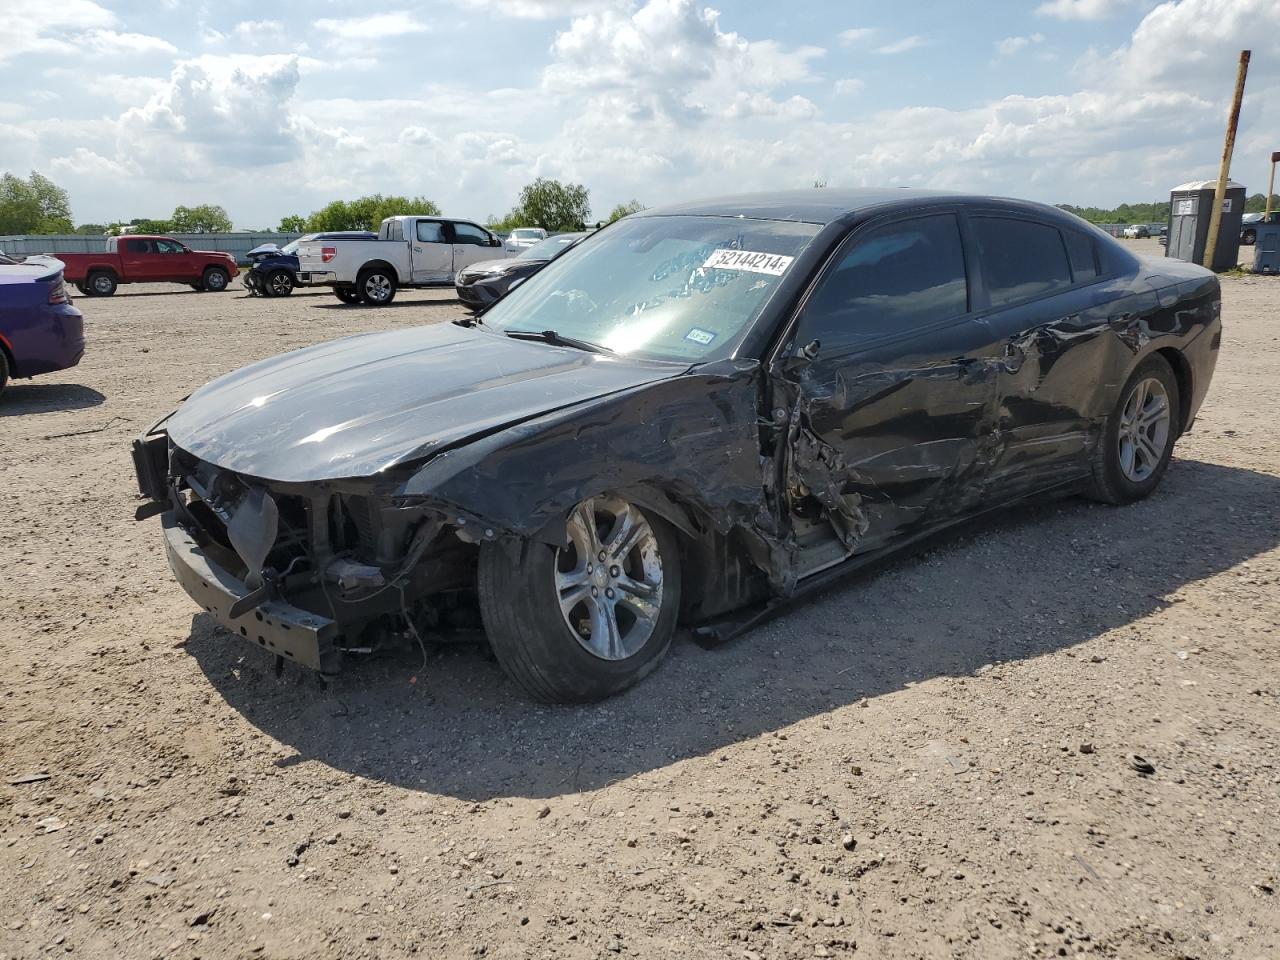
[477,495,682,702]
[556,497,665,661]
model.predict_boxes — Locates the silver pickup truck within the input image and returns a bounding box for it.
[296,215,509,305]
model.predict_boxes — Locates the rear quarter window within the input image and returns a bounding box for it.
[1062,230,1100,283]
[972,217,1073,308]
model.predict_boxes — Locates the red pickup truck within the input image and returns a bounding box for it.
[56,236,239,296]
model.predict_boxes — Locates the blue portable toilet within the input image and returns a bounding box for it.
[1253,214,1280,274]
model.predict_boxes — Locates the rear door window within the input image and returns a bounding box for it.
[125,239,149,254]
[800,213,969,352]
[388,220,404,242]
[416,220,445,243]
[972,217,1072,308]
[1062,230,1100,283]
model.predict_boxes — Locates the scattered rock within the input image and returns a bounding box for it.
[841,834,856,851]
[1079,743,1095,755]
[536,805,551,819]
[1130,755,1156,777]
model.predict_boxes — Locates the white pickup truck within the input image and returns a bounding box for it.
[296,215,509,305]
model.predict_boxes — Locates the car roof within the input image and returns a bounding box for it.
[636,188,1080,227]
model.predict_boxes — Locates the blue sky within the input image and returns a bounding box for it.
[2,0,1278,228]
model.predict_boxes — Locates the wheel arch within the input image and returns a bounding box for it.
[358,259,400,283]
[1152,346,1192,437]
[0,332,18,379]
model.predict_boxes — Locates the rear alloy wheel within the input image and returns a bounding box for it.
[335,287,363,304]
[87,271,117,296]
[357,268,397,305]
[1087,354,1181,504]
[201,267,230,292]
[265,269,294,297]
[477,495,681,702]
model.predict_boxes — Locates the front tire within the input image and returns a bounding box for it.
[265,269,294,297]
[357,268,397,305]
[1086,354,1181,504]
[478,496,682,702]
[201,267,230,292]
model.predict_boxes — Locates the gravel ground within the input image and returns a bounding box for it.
[2,244,1278,960]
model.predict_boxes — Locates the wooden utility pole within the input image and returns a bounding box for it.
[1204,49,1250,269]
[1266,150,1280,219]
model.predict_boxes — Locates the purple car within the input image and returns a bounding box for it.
[0,254,85,397]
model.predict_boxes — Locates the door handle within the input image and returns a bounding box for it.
[413,246,422,252]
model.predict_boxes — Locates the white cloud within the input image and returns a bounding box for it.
[838,28,875,45]
[7,0,114,29]
[835,78,865,95]
[1036,0,1129,20]
[454,0,623,17]
[314,11,430,41]
[231,20,289,44]
[875,35,928,55]
[995,33,1046,56]
[81,30,177,57]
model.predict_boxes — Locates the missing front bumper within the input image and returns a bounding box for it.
[163,513,341,673]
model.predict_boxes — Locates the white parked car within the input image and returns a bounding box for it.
[505,227,548,253]
[1121,224,1151,239]
[296,216,508,305]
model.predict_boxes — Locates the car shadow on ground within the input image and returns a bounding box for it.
[310,297,464,310]
[0,382,106,415]
[185,458,1280,802]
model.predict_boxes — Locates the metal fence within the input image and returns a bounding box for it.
[0,233,303,265]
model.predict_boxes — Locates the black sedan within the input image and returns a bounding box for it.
[454,232,586,309]
[132,189,1221,702]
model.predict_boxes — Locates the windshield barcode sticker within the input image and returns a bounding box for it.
[702,249,794,276]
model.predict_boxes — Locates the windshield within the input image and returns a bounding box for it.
[518,233,582,260]
[511,229,543,240]
[482,215,820,362]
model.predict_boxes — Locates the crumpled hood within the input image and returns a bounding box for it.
[165,324,682,483]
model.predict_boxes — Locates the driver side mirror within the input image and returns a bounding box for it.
[782,338,821,375]
[490,235,502,247]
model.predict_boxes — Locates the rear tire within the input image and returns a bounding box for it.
[87,271,117,296]
[477,496,681,702]
[357,267,397,305]
[335,287,363,304]
[1086,354,1181,505]
[265,269,294,297]
[0,348,9,397]
[201,267,230,292]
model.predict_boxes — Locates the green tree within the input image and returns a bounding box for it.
[606,200,645,224]
[278,214,306,232]
[171,204,232,233]
[0,171,74,234]
[304,194,441,232]
[1244,192,1280,213]
[107,217,173,235]
[74,223,107,235]
[503,178,591,232]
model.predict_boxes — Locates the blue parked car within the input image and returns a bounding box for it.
[0,254,85,398]
[244,231,377,297]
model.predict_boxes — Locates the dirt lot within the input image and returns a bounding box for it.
[2,243,1278,960]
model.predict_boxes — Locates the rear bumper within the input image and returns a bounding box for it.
[162,513,342,674]
[5,303,84,378]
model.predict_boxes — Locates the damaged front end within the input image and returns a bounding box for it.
[133,423,489,675]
